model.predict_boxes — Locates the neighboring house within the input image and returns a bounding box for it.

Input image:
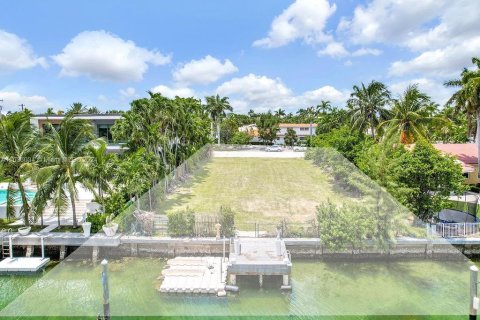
[276,123,317,145]
[30,114,125,153]
[433,144,479,184]
[238,123,317,145]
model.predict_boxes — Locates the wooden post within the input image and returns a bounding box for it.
[470,265,478,320]
[101,259,110,320]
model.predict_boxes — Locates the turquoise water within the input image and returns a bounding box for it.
[0,189,36,205]
[0,258,471,318]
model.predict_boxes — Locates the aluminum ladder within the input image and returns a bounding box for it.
[1,229,12,259]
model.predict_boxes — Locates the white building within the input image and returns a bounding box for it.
[276,123,317,145]
[30,114,125,153]
[239,123,317,145]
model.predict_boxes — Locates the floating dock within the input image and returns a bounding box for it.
[228,238,292,290]
[159,256,227,296]
[0,257,50,273]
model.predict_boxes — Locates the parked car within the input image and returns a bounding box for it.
[293,146,307,152]
[266,145,283,152]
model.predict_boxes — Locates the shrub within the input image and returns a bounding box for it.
[103,192,128,217]
[218,206,235,237]
[167,208,195,237]
[86,212,108,233]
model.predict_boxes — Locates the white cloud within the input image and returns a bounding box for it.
[338,0,447,45]
[216,73,347,113]
[52,30,171,82]
[317,42,349,58]
[0,90,52,113]
[339,0,480,78]
[389,78,454,105]
[352,48,382,57]
[253,0,336,48]
[119,87,136,98]
[97,95,108,103]
[150,84,195,99]
[216,74,294,112]
[173,55,238,85]
[389,38,480,77]
[0,30,47,72]
[299,86,349,106]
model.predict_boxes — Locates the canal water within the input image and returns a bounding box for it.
[0,258,471,318]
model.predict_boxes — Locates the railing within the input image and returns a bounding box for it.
[433,222,480,238]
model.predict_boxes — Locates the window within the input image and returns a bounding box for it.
[463,172,469,178]
[299,127,309,131]
[97,124,113,142]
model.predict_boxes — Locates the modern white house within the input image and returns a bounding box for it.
[30,114,125,153]
[239,123,317,145]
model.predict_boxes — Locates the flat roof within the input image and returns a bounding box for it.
[32,114,123,120]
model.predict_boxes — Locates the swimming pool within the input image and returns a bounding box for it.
[0,189,36,205]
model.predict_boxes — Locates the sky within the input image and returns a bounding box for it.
[0,0,479,114]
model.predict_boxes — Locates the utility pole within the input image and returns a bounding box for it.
[19,103,25,111]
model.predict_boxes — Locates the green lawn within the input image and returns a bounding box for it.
[157,157,364,224]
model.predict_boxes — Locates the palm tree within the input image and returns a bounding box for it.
[46,107,55,115]
[379,85,447,144]
[297,106,320,137]
[348,80,391,139]
[317,100,332,113]
[66,102,87,115]
[87,106,100,114]
[274,108,286,118]
[445,57,480,141]
[445,57,480,177]
[36,115,94,227]
[205,95,233,144]
[0,112,37,225]
[82,139,117,205]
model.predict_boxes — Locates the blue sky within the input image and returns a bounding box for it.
[0,0,479,114]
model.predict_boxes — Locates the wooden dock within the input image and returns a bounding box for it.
[158,257,227,296]
[228,238,292,290]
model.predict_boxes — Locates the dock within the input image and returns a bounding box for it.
[158,256,227,296]
[0,257,50,273]
[228,238,292,290]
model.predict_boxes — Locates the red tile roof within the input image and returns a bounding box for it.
[433,144,478,164]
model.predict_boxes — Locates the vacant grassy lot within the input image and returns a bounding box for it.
[157,157,363,224]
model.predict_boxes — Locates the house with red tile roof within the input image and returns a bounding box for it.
[433,144,479,184]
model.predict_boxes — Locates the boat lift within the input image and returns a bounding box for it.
[0,233,50,273]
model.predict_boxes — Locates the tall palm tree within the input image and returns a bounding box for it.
[297,105,322,137]
[379,85,446,144]
[0,112,37,225]
[36,116,94,227]
[317,100,332,113]
[46,107,55,115]
[274,108,286,118]
[66,102,87,115]
[82,139,117,205]
[205,94,233,144]
[445,57,480,177]
[348,80,391,139]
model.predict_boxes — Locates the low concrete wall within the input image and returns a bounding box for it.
[2,235,477,261]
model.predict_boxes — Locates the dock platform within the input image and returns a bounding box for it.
[0,257,50,273]
[159,257,227,296]
[228,238,292,289]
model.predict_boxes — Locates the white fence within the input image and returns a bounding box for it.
[432,223,480,238]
